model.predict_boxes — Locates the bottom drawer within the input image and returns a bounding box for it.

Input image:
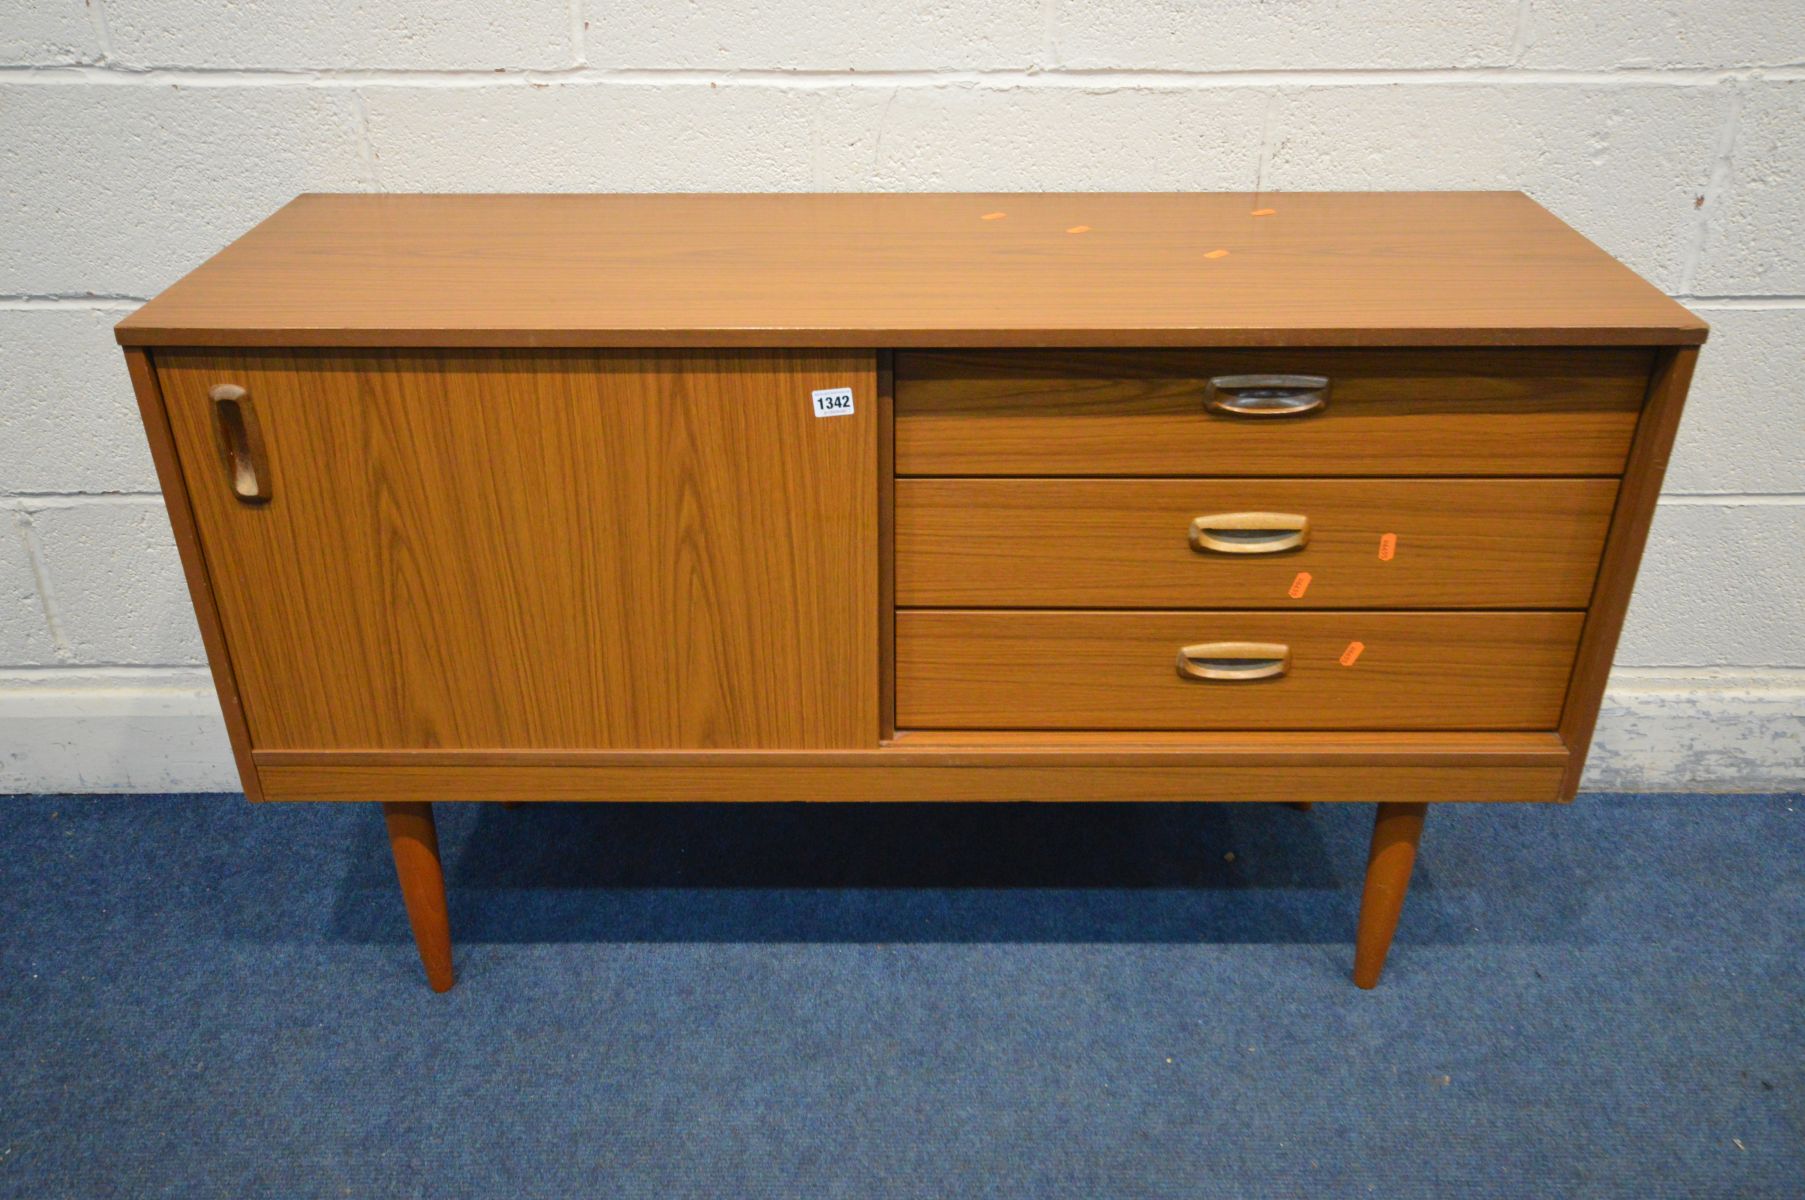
[895,610,1583,731]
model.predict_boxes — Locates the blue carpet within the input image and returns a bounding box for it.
[0,793,1799,1198]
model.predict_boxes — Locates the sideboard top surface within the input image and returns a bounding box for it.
[116,191,1705,349]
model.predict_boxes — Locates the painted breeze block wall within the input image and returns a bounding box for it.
[2,0,1801,790]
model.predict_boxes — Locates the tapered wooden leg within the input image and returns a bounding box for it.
[382,801,454,993]
[1286,802,1313,812]
[1353,801,1427,989]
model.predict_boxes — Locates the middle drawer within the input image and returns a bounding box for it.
[896,478,1617,608]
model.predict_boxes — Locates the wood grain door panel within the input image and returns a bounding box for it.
[896,610,1583,731]
[896,478,1618,608]
[895,348,1649,475]
[158,349,878,750]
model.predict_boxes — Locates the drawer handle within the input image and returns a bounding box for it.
[210,384,271,504]
[1176,641,1291,681]
[1189,512,1310,554]
[1203,374,1330,417]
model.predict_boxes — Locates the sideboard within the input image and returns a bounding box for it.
[117,192,1704,991]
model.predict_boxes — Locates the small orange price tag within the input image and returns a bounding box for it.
[1339,641,1365,667]
[1378,532,1397,561]
[1288,572,1312,598]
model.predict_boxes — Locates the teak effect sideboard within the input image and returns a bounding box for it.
[117,192,1705,992]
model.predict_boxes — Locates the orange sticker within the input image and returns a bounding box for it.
[1066,225,1091,234]
[1339,641,1365,667]
[1288,572,1312,599]
[1378,532,1397,561]
[1251,208,1277,217]
[980,211,1007,220]
[1204,248,1230,259]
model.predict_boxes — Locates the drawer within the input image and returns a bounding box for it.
[896,478,1618,608]
[895,348,1650,476]
[895,610,1584,731]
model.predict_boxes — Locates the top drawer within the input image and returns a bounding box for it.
[895,348,1651,476]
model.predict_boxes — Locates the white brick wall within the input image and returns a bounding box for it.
[21,500,204,666]
[826,86,1269,190]
[1664,307,1805,493]
[585,2,1047,70]
[362,85,821,191]
[104,0,574,70]
[1517,1,1805,69]
[1051,1,1515,70]
[0,308,158,493]
[1621,503,1805,666]
[1693,81,1805,294]
[0,519,58,664]
[1,85,369,296]
[0,0,102,64]
[2,1,1801,791]
[1264,83,1731,291]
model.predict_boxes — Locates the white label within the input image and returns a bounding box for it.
[811,387,856,418]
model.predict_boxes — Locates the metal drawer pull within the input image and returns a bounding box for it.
[1176,641,1291,681]
[1203,374,1330,417]
[209,384,271,504]
[1188,512,1310,554]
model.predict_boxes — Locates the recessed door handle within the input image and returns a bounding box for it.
[1176,641,1291,681]
[210,384,271,504]
[1203,374,1330,417]
[1188,512,1310,554]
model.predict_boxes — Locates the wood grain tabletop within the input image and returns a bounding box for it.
[116,191,1706,348]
